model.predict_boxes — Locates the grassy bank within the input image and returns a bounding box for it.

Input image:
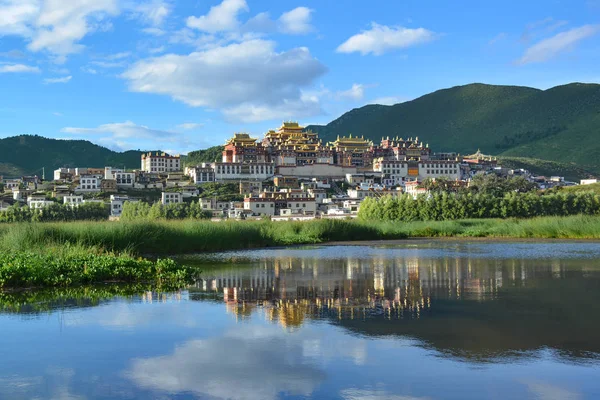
[2,215,600,255]
[0,245,198,289]
[2,215,600,289]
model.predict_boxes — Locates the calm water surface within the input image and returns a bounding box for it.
[1,241,600,399]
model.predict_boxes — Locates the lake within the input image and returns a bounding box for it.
[1,241,600,399]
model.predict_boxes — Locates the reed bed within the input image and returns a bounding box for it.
[2,215,600,288]
[2,215,600,257]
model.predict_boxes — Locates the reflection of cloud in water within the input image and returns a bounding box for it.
[341,388,430,400]
[65,302,199,329]
[126,326,326,400]
[523,380,582,400]
[0,367,85,400]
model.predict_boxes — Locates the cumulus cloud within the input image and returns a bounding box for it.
[186,0,249,33]
[28,0,119,60]
[516,24,600,65]
[43,75,71,84]
[0,1,172,61]
[121,39,327,123]
[0,0,38,36]
[278,7,314,35]
[0,63,40,73]
[337,23,437,55]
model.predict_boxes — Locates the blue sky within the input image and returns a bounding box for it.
[1,0,599,153]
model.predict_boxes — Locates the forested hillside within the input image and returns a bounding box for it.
[307,83,600,175]
[0,135,146,177]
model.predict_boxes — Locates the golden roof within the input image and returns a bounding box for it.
[225,132,258,146]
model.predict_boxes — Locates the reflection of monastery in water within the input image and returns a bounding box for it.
[191,256,564,327]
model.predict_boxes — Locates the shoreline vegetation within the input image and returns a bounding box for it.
[2,215,600,289]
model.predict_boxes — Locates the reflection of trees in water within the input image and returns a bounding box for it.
[193,256,600,363]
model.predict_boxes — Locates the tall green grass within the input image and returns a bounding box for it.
[2,216,600,288]
[2,215,600,258]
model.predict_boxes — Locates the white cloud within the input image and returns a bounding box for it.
[105,51,131,60]
[122,39,327,123]
[516,24,600,65]
[0,63,40,73]
[53,111,63,116]
[28,0,119,60]
[222,98,322,123]
[520,17,569,44]
[0,0,38,36]
[278,7,314,35]
[90,60,126,68]
[337,83,366,101]
[0,49,27,58]
[370,96,404,106]
[62,120,174,139]
[0,1,162,62]
[141,27,166,36]
[148,45,165,54]
[60,120,196,151]
[186,0,249,33]
[128,0,171,27]
[43,75,71,84]
[176,122,203,130]
[337,23,437,55]
[241,12,275,34]
[81,66,97,74]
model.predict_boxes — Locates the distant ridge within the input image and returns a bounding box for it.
[307,82,600,175]
[0,135,147,178]
[2,82,599,179]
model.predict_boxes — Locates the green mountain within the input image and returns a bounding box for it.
[307,82,600,177]
[184,146,224,166]
[3,82,599,180]
[0,135,146,178]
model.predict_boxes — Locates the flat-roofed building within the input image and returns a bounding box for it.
[161,192,183,205]
[141,152,181,173]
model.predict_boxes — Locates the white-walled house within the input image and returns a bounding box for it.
[110,195,136,217]
[105,167,134,187]
[63,195,84,206]
[161,192,183,205]
[213,162,275,181]
[75,175,100,193]
[185,164,215,183]
[243,197,276,216]
[27,195,54,209]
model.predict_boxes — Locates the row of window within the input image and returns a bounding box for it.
[426,170,458,175]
